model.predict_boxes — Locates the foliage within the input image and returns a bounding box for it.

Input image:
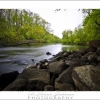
[0,9,61,46]
[62,9,100,45]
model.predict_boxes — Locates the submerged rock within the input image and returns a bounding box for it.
[46,52,52,55]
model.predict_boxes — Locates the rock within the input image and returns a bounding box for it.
[81,56,87,62]
[96,47,100,55]
[58,83,75,91]
[84,52,94,57]
[27,79,47,91]
[50,73,58,86]
[89,40,100,49]
[31,59,34,62]
[56,61,80,86]
[4,78,27,91]
[75,49,86,55]
[97,56,100,62]
[46,52,52,55]
[4,67,50,91]
[87,54,97,62]
[72,65,100,91]
[49,61,68,74]
[68,53,81,60]
[40,59,48,64]
[36,63,46,69]
[55,82,62,90]
[0,71,19,89]
[45,62,49,66]
[44,85,54,91]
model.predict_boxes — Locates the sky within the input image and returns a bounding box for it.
[31,9,84,38]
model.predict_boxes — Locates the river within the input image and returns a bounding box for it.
[0,43,88,75]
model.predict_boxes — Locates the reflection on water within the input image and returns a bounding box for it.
[0,43,88,75]
[62,45,87,51]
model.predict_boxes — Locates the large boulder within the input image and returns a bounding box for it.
[56,61,80,86]
[4,78,27,91]
[4,67,50,91]
[49,61,67,74]
[72,65,100,91]
[0,71,19,90]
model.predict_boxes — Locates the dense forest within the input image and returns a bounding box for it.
[0,9,100,47]
[62,9,100,45]
[0,9,61,46]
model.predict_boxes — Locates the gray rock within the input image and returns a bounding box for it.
[56,61,80,85]
[49,61,67,74]
[72,65,100,91]
[44,85,54,91]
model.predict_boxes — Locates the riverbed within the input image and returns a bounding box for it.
[0,43,87,75]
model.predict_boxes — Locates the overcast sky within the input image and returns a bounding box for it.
[31,9,84,38]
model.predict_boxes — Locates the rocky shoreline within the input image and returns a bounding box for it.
[0,40,100,91]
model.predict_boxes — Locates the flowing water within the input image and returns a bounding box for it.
[0,43,87,75]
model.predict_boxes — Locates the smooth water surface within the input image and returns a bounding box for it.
[0,43,87,75]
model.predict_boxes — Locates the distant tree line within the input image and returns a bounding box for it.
[0,9,61,46]
[61,9,100,45]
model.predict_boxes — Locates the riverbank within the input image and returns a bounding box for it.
[0,42,100,91]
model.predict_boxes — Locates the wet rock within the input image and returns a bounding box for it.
[44,85,54,91]
[31,59,34,62]
[49,61,68,74]
[72,65,100,91]
[58,83,75,91]
[4,78,27,91]
[0,71,19,89]
[46,52,52,55]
